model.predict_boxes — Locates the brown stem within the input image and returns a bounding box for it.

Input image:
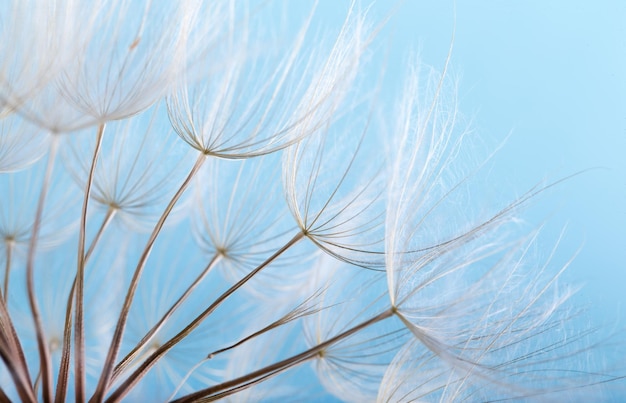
[0,298,35,401]
[54,276,75,403]
[90,153,207,403]
[0,385,11,403]
[105,231,305,403]
[75,122,106,403]
[206,289,325,360]
[0,342,37,402]
[85,207,117,262]
[56,208,117,403]
[25,135,59,403]
[111,253,221,383]
[173,308,394,403]
[2,240,13,299]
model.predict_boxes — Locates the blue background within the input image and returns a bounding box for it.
[267,3,626,398]
[5,0,624,400]
[347,0,626,327]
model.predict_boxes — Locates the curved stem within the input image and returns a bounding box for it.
[0,294,35,401]
[2,240,12,299]
[0,385,10,403]
[75,122,106,403]
[166,359,208,402]
[55,278,75,403]
[0,342,37,402]
[56,207,116,403]
[111,253,221,383]
[26,135,59,403]
[207,287,325,360]
[91,153,207,403]
[173,308,394,403]
[0,248,30,383]
[105,231,304,403]
[85,207,117,262]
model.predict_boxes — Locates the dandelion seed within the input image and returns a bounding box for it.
[282,103,387,268]
[57,0,226,124]
[381,61,621,400]
[192,154,314,299]
[168,3,370,158]
[0,0,96,115]
[0,115,50,173]
[64,104,194,232]
[303,254,406,402]
[0,158,80,292]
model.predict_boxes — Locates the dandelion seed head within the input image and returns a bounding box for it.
[63,104,193,232]
[55,0,227,123]
[0,157,80,258]
[282,104,388,268]
[0,0,96,114]
[0,116,50,173]
[168,3,370,158]
[191,154,316,299]
[304,254,406,402]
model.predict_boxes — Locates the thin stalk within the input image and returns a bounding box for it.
[85,207,117,262]
[55,278,75,403]
[2,240,13,299]
[91,153,207,403]
[173,308,395,403]
[111,253,221,382]
[75,122,106,403]
[56,208,117,403]
[207,327,272,360]
[0,298,34,401]
[0,343,37,402]
[166,359,208,402]
[206,287,326,360]
[105,231,305,403]
[33,372,41,395]
[0,386,10,403]
[25,135,60,403]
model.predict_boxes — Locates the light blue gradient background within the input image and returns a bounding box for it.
[148,1,625,398]
[389,1,626,325]
[120,1,626,399]
[315,0,626,398]
[2,1,623,400]
[343,0,625,325]
[269,1,626,399]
